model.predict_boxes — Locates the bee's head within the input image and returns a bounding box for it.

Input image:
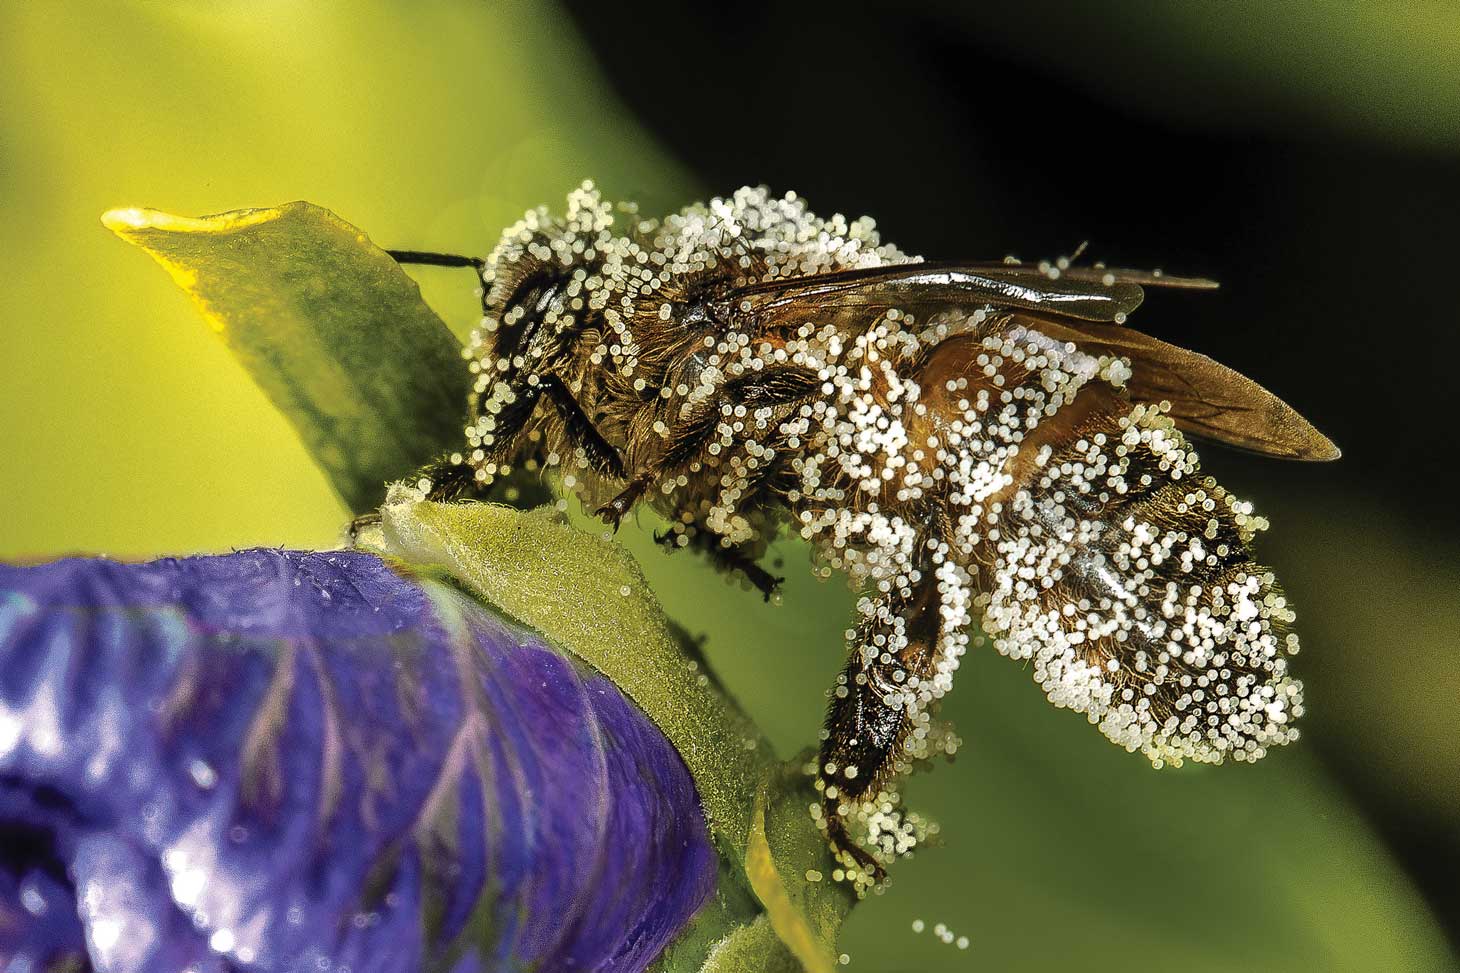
[475,234,592,382]
[473,184,615,368]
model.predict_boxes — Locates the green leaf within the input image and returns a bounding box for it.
[697,917,805,973]
[102,203,469,514]
[359,490,858,971]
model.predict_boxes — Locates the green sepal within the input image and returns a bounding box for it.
[103,202,469,514]
[359,491,856,971]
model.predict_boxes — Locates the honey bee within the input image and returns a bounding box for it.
[390,183,1338,886]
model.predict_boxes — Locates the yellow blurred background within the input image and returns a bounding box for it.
[2,3,1456,970]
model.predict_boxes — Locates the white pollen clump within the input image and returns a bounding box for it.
[456,182,1305,869]
[977,401,1302,766]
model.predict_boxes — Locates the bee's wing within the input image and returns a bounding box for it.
[1017,313,1341,461]
[952,260,1220,291]
[719,260,1148,323]
[722,261,1335,461]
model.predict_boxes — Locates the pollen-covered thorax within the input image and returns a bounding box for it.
[458,182,914,489]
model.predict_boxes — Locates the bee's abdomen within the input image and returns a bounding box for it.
[976,384,1303,766]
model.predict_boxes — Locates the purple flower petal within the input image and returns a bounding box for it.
[0,549,716,972]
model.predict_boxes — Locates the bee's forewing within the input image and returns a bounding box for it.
[723,260,1146,323]
[1019,314,1341,461]
[959,260,1220,291]
[727,262,1336,461]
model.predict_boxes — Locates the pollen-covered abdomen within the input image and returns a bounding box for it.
[952,328,1304,766]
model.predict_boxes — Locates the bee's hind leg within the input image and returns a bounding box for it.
[818,572,942,884]
[596,472,654,530]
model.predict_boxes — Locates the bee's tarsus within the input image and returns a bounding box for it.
[824,811,886,885]
[346,510,382,542]
[596,473,654,530]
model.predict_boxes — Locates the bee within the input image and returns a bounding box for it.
[389,183,1338,886]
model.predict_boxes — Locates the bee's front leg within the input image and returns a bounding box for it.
[595,472,654,530]
[345,457,483,540]
[818,575,942,883]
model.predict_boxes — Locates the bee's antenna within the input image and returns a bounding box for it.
[387,249,490,316]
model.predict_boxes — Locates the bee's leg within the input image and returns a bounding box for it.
[653,524,785,600]
[348,360,553,542]
[653,366,823,477]
[475,382,544,458]
[386,250,490,315]
[538,375,626,479]
[612,366,818,530]
[345,455,487,539]
[347,511,383,541]
[594,398,745,529]
[596,472,654,530]
[595,407,719,530]
[395,382,542,502]
[818,570,942,882]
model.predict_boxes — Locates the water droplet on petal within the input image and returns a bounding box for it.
[188,759,217,789]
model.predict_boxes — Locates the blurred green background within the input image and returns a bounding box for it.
[2,2,1457,970]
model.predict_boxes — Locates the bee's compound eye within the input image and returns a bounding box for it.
[535,283,561,313]
[500,270,561,318]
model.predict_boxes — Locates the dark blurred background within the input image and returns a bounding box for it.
[564,0,1460,949]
